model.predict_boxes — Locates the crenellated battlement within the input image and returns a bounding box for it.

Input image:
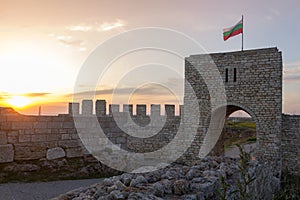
[69,100,183,117]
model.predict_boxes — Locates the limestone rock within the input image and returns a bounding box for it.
[152,182,164,197]
[51,157,280,200]
[160,179,173,194]
[182,194,198,200]
[173,179,189,195]
[185,168,201,180]
[120,173,133,186]
[46,147,66,160]
[130,175,147,187]
[109,190,125,200]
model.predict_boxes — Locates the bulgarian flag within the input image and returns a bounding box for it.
[223,18,243,41]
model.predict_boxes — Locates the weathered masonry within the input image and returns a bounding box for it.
[0,104,181,163]
[0,47,299,176]
[184,47,283,176]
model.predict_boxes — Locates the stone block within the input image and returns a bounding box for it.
[123,104,133,116]
[0,117,7,122]
[7,131,18,143]
[82,100,93,115]
[151,104,161,116]
[11,121,33,130]
[0,144,14,163]
[47,134,61,141]
[59,129,68,134]
[19,129,34,135]
[47,122,62,129]
[46,147,66,160]
[165,105,175,117]
[19,134,31,143]
[37,116,52,122]
[61,134,71,140]
[58,140,81,148]
[14,142,57,160]
[33,122,48,129]
[65,147,83,158]
[96,100,107,116]
[68,102,80,115]
[0,122,11,130]
[62,122,74,129]
[109,104,120,115]
[71,134,79,139]
[35,128,51,134]
[136,104,146,117]
[0,131,7,145]
[31,134,47,142]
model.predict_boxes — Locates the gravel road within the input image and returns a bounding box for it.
[0,178,103,200]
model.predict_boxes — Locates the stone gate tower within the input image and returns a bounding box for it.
[184,47,282,176]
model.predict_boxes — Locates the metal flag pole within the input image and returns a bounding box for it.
[38,106,41,116]
[242,15,244,51]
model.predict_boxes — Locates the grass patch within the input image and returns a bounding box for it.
[276,171,300,199]
[223,119,256,150]
[226,121,256,130]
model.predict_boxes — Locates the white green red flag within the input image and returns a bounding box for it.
[223,18,243,41]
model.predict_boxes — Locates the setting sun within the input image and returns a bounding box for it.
[6,96,32,108]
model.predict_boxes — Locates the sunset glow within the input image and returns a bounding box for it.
[0,0,299,115]
[6,96,32,108]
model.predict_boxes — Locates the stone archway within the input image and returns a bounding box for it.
[209,103,258,157]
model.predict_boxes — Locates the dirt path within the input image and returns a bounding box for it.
[0,178,103,200]
[225,143,257,158]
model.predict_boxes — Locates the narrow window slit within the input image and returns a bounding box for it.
[225,68,229,82]
[234,68,237,82]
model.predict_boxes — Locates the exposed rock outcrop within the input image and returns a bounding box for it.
[53,157,279,200]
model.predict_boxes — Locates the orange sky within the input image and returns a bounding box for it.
[0,0,299,115]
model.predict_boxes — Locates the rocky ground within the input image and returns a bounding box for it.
[52,156,279,200]
[0,156,120,183]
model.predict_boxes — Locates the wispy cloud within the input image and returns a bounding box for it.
[270,8,280,17]
[65,19,126,32]
[67,84,181,98]
[67,25,92,32]
[265,8,280,21]
[284,74,300,82]
[48,19,126,52]
[23,93,50,97]
[58,38,84,47]
[66,78,183,105]
[284,61,300,82]
[48,34,86,50]
[66,87,141,98]
[0,92,51,99]
[98,19,125,31]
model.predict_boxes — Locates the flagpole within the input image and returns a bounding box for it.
[242,15,244,51]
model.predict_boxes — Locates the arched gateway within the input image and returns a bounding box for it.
[184,47,282,177]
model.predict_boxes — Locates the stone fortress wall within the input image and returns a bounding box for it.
[0,47,299,176]
[0,102,181,164]
[281,114,300,175]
